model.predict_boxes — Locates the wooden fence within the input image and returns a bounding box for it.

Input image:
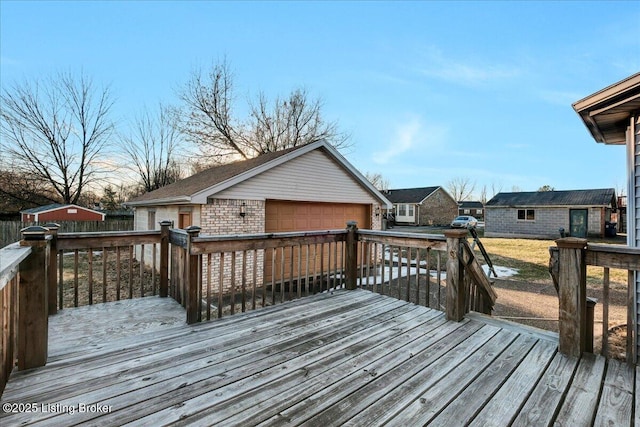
[0,219,133,248]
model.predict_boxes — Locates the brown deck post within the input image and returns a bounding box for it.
[556,237,588,357]
[345,221,358,290]
[185,226,201,324]
[43,223,60,315]
[159,220,172,298]
[444,229,468,321]
[18,226,51,370]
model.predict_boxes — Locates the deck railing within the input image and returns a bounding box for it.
[0,222,496,397]
[550,237,639,364]
[356,228,497,318]
[168,226,351,322]
[0,234,48,396]
[53,227,163,310]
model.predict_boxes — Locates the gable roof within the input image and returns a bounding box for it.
[384,187,442,204]
[21,203,104,216]
[459,201,484,209]
[573,72,640,145]
[126,141,392,208]
[21,203,66,214]
[486,189,616,208]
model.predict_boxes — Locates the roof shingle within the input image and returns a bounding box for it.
[486,189,616,207]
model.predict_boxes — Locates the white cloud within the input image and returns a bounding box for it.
[371,117,449,165]
[416,47,521,87]
[371,117,422,165]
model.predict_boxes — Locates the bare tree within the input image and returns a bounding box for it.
[178,59,348,163]
[538,185,555,192]
[0,72,114,204]
[364,171,390,192]
[0,167,56,211]
[479,185,488,204]
[491,181,504,198]
[120,104,184,193]
[446,177,476,201]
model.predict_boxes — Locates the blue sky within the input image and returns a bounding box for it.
[2,1,639,199]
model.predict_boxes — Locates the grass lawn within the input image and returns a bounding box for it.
[404,226,629,286]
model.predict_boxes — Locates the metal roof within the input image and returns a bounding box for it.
[485,188,616,208]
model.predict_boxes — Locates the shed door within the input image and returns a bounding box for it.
[264,200,371,283]
[570,209,588,238]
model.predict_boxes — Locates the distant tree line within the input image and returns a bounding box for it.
[0,59,348,213]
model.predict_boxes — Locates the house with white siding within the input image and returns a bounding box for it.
[572,71,640,361]
[384,186,458,226]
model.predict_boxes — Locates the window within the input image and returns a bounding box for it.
[464,209,470,214]
[147,210,156,230]
[517,209,535,221]
[396,204,413,217]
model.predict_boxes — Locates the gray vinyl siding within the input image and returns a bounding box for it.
[212,149,379,205]
[632,113,640,361]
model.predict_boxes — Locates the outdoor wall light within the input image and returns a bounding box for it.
[239,202,247,218]
[375,206,380,217]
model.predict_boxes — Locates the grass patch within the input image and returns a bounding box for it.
[409,227,629,285]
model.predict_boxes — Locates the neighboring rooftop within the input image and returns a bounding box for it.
[458,201,484,209]
[384,187,441,204]
[486,188,617,207]
[20,203,66,214]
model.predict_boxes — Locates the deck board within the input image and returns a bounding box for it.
[594,359,634,426]
[0,289,637,426]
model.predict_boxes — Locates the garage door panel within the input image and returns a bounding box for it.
[265,200,370,282]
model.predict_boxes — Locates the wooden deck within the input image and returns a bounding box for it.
[1,290,637,426]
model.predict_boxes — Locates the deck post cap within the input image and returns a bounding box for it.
[186,225,202,235]
[20,225,49,240]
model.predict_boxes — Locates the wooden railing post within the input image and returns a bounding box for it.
[185,226,201,324]
[18,226,51,370]
[556,237,588,357]
[345,221,358,290]
[43,223,60,315]
[159,220,172,298]
[444,229,468,321]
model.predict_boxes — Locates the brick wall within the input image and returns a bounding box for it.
[201,199,264,234]
[200,199,266,296]
[418,189,458,226]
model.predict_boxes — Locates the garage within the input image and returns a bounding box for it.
[264,200,371,283]
[127,141,392,292]
[265,200,371,232]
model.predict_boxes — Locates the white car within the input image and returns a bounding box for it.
[451,215,478,229]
